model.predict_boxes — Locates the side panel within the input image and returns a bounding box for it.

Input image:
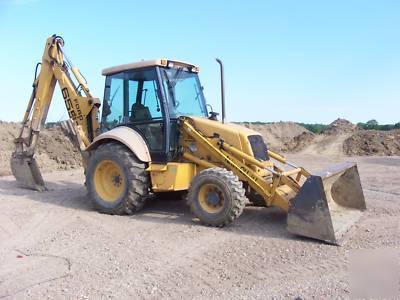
[147,162,196,192]
[86,126,151,162]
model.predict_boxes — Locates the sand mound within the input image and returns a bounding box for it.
[239,122,315,152]
[344,129,400,156]
[296,118,358,156]
[236,119,399,157]
[0,121,82,176]
[297,119,400,157]
[323,118,360,135]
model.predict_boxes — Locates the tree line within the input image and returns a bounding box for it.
[356,119,400,131]
[298,120,400,133]
[299,120,400,133]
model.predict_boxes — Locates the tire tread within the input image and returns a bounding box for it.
[188,167,246,227]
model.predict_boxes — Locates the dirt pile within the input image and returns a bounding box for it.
[296,118,359,156]
[344,129,400,156]
[242,119,399,157]
[239,122,315,152]
[0,121,82,176]
[323,118,360,135]
[305,119,400,157]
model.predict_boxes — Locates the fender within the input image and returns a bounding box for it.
[86,126,151,162]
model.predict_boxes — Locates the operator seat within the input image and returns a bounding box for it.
[130,102,152,122]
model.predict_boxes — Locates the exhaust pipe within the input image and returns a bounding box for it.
[215,58,225,124]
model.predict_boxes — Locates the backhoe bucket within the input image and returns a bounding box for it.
[10,153,47,191]
[287,162,366,245]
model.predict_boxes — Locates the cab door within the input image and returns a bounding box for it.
[101,68,168,162]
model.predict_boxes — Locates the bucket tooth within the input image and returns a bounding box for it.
[10,154,47,191]
[287,162,366,245]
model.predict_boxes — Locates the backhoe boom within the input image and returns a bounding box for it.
[11,35,100,191]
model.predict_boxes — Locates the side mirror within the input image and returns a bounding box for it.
[206,104,219,121]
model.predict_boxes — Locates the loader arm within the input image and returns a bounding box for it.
[11,35,100,191]
[180,117,309,211]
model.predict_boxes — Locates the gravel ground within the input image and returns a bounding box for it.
[0,154,399,299]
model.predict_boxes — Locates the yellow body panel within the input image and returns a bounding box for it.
[148,162,196,192]
[189,116,259,157]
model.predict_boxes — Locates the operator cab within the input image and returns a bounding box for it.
[101,59,208,162]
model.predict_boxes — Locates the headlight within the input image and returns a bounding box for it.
[248,135,269,161]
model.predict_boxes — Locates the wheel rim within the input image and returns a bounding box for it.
[93,160,126,202]
[198,183,225,214]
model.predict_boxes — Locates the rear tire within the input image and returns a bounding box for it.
[86,142,149,215]
[188,168,246,227]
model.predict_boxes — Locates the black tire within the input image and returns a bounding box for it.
[86,142,149,215]
[188,168,246,227]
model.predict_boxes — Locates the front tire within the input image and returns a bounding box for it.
[188,168,246,226]
[86,142,149,215]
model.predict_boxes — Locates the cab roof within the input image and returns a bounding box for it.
[102,59,199,76]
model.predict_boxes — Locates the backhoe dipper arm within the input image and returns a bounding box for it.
[11,35,101,191]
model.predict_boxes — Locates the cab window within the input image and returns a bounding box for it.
[127,69,162,122]
[102,73,125,129]
[101,68,165,153]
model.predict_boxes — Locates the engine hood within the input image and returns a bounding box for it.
[187,116,263,155]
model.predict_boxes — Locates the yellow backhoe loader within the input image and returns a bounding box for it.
[11,35,366,244]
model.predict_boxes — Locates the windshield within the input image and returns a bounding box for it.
[162,68,208,118]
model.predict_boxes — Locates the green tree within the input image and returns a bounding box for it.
[365,119,379,129]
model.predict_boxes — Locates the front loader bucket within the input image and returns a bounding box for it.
[10,153,47,191]
[287,162,366,245]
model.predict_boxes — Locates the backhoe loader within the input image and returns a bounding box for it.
[11,35,366,244]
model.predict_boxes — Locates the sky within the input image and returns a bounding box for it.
[0,0,399,124]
